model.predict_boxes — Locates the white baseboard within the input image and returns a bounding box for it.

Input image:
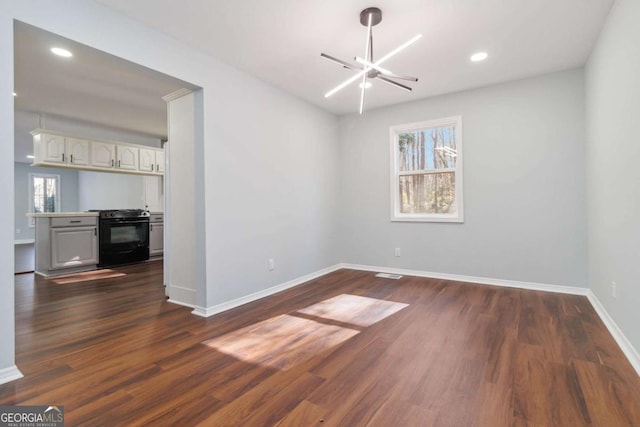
[0,365,23,385]
[167,284,196,307]
[167,299,194,309]
[339,263,589,295]
[586,291,640,376]
[192,264,342,318]
[340,263,640,377]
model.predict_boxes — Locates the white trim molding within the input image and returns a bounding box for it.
[191,264,343,318]
[389,116,464,223]
[586,291,640,376]
[340,263,589,295]
[167,284,196,307]
[0,365,23,385]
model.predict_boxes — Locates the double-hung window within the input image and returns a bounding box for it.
[390,116,463,222]
[29,173,60,226]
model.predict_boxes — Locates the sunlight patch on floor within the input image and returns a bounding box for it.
[50,269,127,284]
[203,293,409,370]
[297,294,409,327]
[203,314,359,370]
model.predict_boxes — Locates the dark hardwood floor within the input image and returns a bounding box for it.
[2,263,640,426]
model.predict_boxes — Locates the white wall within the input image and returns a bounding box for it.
[338,69,587,287]
[586,0,640,351]
[204,75,340,307]
[166,92,197,305]
[14,162,79,241]
[77,170,145,211]
[0,0,340,377]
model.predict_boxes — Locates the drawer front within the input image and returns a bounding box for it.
[150,215,164,223]
[51,216,97,227]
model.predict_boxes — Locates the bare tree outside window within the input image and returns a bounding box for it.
[391,117,463,222]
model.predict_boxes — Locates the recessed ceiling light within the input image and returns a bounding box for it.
[26,155,34,159]
[51,47,73,58]
[358,81,372,89]
[470,52,488,62]
[13,92,16,97]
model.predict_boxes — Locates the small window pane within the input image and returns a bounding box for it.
[30,174,59,217]
[399,172,456,214]
[398,126,457,172]
[45,177,57,212]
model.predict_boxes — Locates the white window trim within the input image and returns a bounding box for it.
[28,172,61,227]
[389,116,464,223]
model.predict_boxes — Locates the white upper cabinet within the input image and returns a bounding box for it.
[40,133,66,164]
[139,148,165,173]
[65,138,90,166]
[116,145,138,171]
[91,141,116,168]
[31,129,163,176]
[155,150,165,173]
[38,133,90,166]
[139,148,155,172]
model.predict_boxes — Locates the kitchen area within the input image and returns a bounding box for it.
[25,129,165,277]
[13,22,195,292]
[16,133,164,277]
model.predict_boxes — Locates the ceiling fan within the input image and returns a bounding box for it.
[321,7,422,114]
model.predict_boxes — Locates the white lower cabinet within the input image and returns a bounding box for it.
[149,214,164,257]
[50,226,98,269]
[35,216,99,276]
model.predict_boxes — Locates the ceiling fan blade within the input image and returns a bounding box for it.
[378,71,418,82]
[320,53,362,70]
[376,76,412,92]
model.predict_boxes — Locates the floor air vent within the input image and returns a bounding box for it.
[375,272,403,280]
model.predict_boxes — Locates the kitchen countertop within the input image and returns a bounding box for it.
[27,212,99,218]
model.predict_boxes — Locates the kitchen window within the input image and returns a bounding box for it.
[390,116,463,222]
[29,173,60,226]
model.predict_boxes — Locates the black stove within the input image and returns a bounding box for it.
[89,209,146,219]
[90,209,150,267]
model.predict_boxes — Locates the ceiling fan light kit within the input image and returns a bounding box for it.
[321,7,421,114]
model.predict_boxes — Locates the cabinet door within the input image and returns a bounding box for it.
[66,138,90,166]
[117,146,138,171]
[155,150,165,173]
[149,223,164,256]
[139,148,155,172]
[91,141,116,169]
[143,176,163,212]
[41,134,66,164]
[50,226,98,269]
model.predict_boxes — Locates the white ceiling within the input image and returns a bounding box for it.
[96,0,614,115]
[14,22,195,139]
[12,0,615,155]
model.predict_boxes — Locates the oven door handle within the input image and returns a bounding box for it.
[103,220,149,225]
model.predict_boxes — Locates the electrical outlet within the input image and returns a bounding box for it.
[612,281,617,299]
[15,228,21,234]
[394,247,401,257]
[268,258,275,271]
